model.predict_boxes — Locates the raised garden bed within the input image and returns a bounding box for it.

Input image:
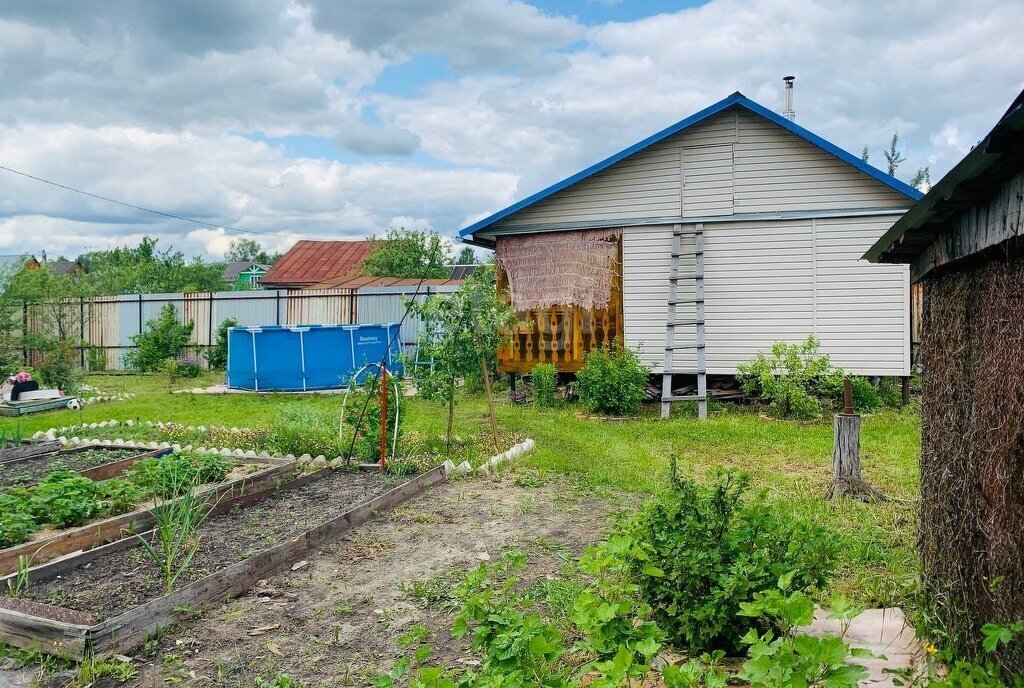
[0,441,61,465]
[0,464,447,658]
[0,445,168,490]
[0,454,295,575]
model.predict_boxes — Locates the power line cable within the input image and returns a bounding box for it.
[0,163,301,241]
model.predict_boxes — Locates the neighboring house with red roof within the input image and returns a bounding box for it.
[260,240,373,289]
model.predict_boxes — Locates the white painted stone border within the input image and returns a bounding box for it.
[31,420,354,473]
[439,438,536,477]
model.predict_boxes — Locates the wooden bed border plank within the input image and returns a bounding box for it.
[0,458,296,575]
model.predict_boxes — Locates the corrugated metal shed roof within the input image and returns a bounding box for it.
[304,275,463,290]
[459,91,923,245]
[262,240,372,287]
[865,87,1024,271]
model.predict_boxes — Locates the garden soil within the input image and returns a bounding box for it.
[115,473,627,687]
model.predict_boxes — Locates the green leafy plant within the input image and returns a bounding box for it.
[205,317,238,370]
[128,453,231,497]
[27,470,102,528]
[737,585,871,688]
[270,404,346,459]
[575,339,650,416]
[610,466,838,652]
[97,477,144,515]
[256,675,304,688]
[6,554,32,597]
[531,363,558,408]
[737,336,844,419]
[137,473,214,593]
[407,262,517,451]
[124,304,194,372]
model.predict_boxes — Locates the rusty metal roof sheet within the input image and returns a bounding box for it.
[261,240,372,287]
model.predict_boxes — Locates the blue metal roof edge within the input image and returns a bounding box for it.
[459,91,922,240]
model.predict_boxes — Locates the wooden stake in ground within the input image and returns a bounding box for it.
[826,378,885,501]
[473,315,501,453]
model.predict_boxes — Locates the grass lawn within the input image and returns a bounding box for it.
[2,372,921,608]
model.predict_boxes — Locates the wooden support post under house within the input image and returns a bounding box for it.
[901,376,911,406]
[826,379,885,501]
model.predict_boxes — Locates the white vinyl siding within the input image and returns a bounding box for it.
[623,218,909,376]
[813,215,909,375]
[732,110,909,212]
[682,144,734,216]
[492,108,908,231]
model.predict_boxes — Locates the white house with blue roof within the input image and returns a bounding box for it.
[461,92,921,383]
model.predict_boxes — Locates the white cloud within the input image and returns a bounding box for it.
[1,0,1022,259]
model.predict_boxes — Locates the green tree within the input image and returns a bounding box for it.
[2,264,91,389]
[79,236,225,295]
[124,304,194,372]
[362,228,451,279]
[910,166,931,191]
[455,246,478,265]
[225,238,279,265]
[408,263,516,450]
[882,133,906,177]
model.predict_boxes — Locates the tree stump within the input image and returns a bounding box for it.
[826,380,885,501]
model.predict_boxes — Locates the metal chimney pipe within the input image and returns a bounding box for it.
[783,76,796,121]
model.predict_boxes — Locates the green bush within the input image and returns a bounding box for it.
[531,363,557,408]
[124,304,194,372]
[28,470,102,528]
[613,467,838,653]
[37,339,84,394]
[575,340,650,416]
[878,377,904,408]
[205,318,237,370]
[737,336,844,419]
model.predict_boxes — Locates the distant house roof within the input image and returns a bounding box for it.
[48,259,85,276]
[223,261,270,282]
[448,264,479,280]
[305,275,464,291]
[261,240,373,288]
[0,253,36,276]
[460,91,923,245]
[865,87,1024,278]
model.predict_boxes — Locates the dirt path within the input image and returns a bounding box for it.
[121,472,628,687]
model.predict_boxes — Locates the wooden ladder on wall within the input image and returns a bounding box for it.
[661,222,707,420]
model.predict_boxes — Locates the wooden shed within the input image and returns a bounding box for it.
[461,92,922,385]
[865,88,1024,673]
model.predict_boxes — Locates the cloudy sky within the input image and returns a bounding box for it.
[0,0,1021,260]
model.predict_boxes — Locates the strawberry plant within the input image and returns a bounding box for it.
[27,470,102,528]
[0,494,37,547]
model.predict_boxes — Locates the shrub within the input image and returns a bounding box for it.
[28,470,102,528]
[37,339,84,394]
[575,340,650,416]
[737,336,843,419]
[613,467,838,653]
[205,318,237,370]
[531,363,557,408]
[124,304,194,372]
[878,377,904,408]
